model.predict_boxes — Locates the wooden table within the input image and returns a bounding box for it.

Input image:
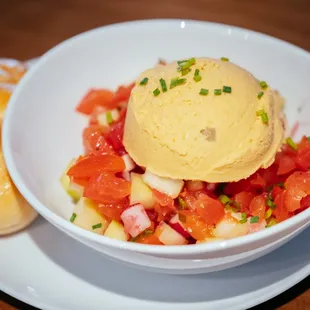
[0,0,309,309]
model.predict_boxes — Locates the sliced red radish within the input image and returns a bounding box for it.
[120,204,151,238]
[121,171,131,181]
[122,154,136,172]
[142,170,184,198]
[169,214,191,239]
[186,180,205,191]
[155,221,187,245]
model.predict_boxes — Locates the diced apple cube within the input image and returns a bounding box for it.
[122,154,136,172]
[60,158,83,202]
[104,220,128,241]
[142,170,184,198]
[121,204,151,238]
[155,222,187,245]
[97,109,120,126]
[130,173,155,209]
[72,198,108,235]
[213,214,249,239]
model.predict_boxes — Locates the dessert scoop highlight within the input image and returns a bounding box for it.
[61,57,310,246]
[124,58,285,182]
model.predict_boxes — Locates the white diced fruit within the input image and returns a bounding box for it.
[213,214,249,239]
[155,222,187,245]
[122,154,136,172]
[121,204,151,238]
[97,109,120,126]
[60,158,84,202]
[104,220,128,241]
[130,173,155,209]
[142,170,184,198]
[73,198,108,235]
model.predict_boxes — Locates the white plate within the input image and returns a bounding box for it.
[1,217,309,310]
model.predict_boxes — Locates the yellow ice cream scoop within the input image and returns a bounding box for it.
[123,58,284,182]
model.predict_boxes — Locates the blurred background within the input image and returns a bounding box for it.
[0,0,309,309]
[0,0,310,60]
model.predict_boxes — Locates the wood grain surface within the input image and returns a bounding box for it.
[0,0,309,309]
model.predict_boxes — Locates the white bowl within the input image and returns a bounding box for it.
[3,19,310,274]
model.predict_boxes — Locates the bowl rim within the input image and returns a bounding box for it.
[3,18,310,255]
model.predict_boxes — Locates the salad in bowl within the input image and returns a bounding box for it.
[61,57,310,246]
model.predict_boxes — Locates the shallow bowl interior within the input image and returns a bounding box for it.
[2,19,310,256]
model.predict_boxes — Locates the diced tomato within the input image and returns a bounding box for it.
[95,198,129,221]
[277,155,297,175]
[106,120,125,152]
[76,89,115,114]
[250,172,266,188]
[179,210,213,241]
[83,125,115,155]
[299,195,310,213]
[71,177,89,187]
[249,194,266,221]
[224,178,251,196]
[273,191,290,222]
[136,234,163,245]
[112,83,135,104]
[233,191,255,214]
[259,165,282,188]
[152,189,175,209]
[67,155,125,178]
[84,172,131,203]
[271,186,284,200]
[284,171,310,212]
[194,195,225,226]
[295,136,310,171]
[153,203,173,222]
[179,190,196,209]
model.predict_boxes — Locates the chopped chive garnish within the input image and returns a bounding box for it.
[214,89,222,95]
[181,68,191,76]
[170,77,186,89]
[178,197,187,210]
[307,136,310,142]
[266,217,277,228]
[265,208,273,220]
[193,75,202,82]
[177,58,196,71]
[239,212,247,224]
[256,109,269,124]
[276,182,285,189]
[92,223,102,230]
[221,57,229,62]
[260,81,268,89]
[286,137,298,151]
[250,216,259,224]
[219,194,231,205]
[106,111,113,124]
[223,86,232,93]
[266,198,276,210]
[257,91,264,99]
[70,213,77,223]
[139,77,149,85]
[160,78,167,93]
[153,88,160,96]
[177,59,188,65]
[199,88,209,96]
[179,213,186,223]
[194,69,200,76]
